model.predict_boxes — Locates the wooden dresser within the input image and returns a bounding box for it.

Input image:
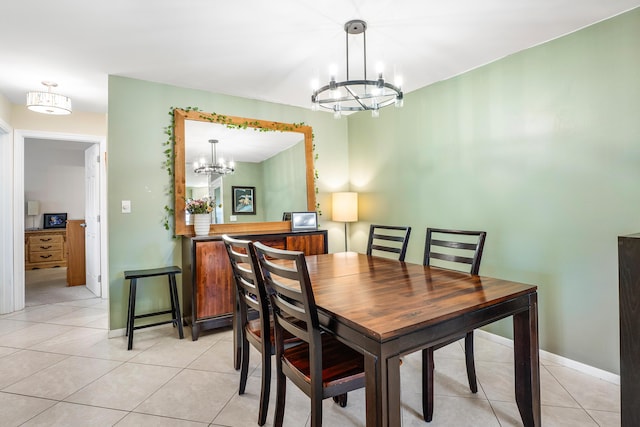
[182,229,327,340]
[25,229,67,270]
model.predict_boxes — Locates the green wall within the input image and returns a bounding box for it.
[107,76,349,331]
[262,140,308,220]
[346,8,640,373]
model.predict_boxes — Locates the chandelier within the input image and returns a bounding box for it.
[26,81,72,115]
[193,139,235,176]
[311,20,403,118]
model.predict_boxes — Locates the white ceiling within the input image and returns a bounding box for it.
[0,1,638,114]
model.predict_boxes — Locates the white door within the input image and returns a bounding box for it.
[85,144,101,296]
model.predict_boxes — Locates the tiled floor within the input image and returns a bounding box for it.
[1,279,620,426]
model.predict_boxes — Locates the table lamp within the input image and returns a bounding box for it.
[332,192,358,252]
[27,200,39,230]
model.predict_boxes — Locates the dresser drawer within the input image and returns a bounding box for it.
[29,235,64,246]
[28,241,63,252]
[28,249,64,263]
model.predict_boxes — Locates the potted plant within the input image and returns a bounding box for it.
[186,197,213,235]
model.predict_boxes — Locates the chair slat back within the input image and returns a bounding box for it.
[253,242,320,348]
[423,228,487,274]
[366,224,412,261]
[222,235,269,333]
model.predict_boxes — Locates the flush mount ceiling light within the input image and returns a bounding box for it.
[193,139,235,176]
[26,81,72,115]
[311,19,403,118]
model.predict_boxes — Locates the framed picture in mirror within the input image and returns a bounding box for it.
[291,211,318,232]
[232,186,256,215]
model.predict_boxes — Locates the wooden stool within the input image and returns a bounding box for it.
[124,266,184,350]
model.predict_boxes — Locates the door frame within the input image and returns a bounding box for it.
[11,129,108,312]
[0,118,13,314]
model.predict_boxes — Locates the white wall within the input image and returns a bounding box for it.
[0,92,11,123]
[24,139,89,228]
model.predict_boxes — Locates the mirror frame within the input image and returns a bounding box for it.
[173,108,316,236]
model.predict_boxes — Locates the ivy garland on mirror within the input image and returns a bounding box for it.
[161,106,320,233]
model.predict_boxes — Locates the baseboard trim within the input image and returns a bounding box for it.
[108,328,126,339]
[475,330,620,385]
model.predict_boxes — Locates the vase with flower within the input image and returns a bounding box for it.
[186,197,213,236]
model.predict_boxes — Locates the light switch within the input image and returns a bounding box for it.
[121,200,131,213]
[229,215,237,222]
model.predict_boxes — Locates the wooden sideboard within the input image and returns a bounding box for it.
[182,229,327,340]
[619,233,640,426]
[25,229,67,270]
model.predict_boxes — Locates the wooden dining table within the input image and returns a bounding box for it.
[303,252,540,427]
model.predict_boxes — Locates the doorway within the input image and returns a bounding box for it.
[11,129,108,313]
[23,137,99,305]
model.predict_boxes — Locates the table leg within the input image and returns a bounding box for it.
[513,293,541,427]
[364,351,402,427]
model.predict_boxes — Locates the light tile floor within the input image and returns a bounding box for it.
[0,288,620,426]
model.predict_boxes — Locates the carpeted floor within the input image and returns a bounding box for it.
[25,267,97,306]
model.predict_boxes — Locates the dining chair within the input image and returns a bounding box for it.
[222,235,283,426]
[366,224,412,261]
[253,242,366,427]
[421,227,487,422]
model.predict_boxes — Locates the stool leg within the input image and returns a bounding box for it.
[168,274,177,328]
[125,280,133,337]
[169,273,184,340]
[127,279,137,350]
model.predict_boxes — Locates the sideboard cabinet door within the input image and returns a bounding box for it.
[286,233,326,255]
[195,240,234,321]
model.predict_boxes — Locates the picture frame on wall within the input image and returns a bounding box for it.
[43,213,67,229]
[232,186,256,215]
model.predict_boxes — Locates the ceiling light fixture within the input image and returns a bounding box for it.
[193,139,235,176]
[26,81,72,115]
[311,20,403,118]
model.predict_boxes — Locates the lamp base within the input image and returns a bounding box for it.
[343,222,348,252]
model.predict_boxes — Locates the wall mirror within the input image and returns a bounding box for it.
[173,109,315,236]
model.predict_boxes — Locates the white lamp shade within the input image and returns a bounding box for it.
[27,200,40,216]
[26,91,72,115]
[332,192,358,222]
